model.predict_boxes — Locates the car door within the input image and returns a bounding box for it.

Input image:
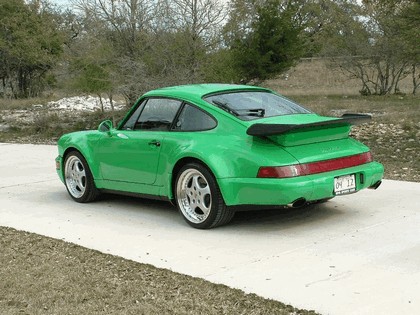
[96,97,183,185]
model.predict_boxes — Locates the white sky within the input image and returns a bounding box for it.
[50,0,69,7]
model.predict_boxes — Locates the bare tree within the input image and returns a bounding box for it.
[318,0,417,95]
[159,0,228,80]
[68,0,230,104]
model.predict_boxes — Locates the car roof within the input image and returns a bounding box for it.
[143,84,269,99]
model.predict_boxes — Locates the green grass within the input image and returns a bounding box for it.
[0,227,318,315]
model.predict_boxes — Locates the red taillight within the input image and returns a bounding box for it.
[257,165,305,178]
[257,152,373,178]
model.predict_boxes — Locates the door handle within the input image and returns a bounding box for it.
[148,140,161,147]
[117,133,129,139]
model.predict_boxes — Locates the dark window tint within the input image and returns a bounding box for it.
[173,104,217,131]
[135,98,182,131]
[204,91,311,120]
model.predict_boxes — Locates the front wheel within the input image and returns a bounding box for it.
[64,151,99,203]
[175,163,234,229]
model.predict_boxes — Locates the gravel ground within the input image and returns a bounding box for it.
[351,121,420,182]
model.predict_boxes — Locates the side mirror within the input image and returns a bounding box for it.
[98,120,113,132]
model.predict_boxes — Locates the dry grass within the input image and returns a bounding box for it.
[0,109,127,144]
[263,58,415,96]
[0,227,317,315]
[0,95,59,110]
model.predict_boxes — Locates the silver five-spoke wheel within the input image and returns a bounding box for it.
[177,169,212,224]
[65,155,86,199]
[63,151,99,203]
[175,163,234,229]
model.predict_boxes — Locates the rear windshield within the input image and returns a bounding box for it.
[204,91,311,120]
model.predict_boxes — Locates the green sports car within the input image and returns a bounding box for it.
[56,84,384,229]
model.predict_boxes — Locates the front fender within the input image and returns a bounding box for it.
[57,131,103,179]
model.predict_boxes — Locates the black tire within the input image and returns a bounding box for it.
[175,163,234,229]
[63,151,99,203]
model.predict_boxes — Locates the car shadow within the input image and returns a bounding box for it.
[97,193,179,215]
[56,191,350,232]
[226,201,348,232]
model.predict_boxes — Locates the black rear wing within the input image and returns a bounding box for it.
[246,114,371,136]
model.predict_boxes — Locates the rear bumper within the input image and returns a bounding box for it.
[218,161,384,206]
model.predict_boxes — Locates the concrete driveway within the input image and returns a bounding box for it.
[1,143,419,315]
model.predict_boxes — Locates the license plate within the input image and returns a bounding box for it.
[334,174,356,195]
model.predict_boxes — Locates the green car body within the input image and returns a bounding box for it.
[56,84,384,228]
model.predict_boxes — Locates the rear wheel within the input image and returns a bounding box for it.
[64,151,99,203]
[175,163,234,229]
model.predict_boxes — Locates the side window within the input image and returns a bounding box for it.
[173,104,217,131]
[121,99,146,130]
[135,98,182,131]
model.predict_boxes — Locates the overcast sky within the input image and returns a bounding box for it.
[50,0,70,8]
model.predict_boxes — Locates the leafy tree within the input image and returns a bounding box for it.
[71,61,112,111]
[225,0,305,84]
[0,0,64,98]
[203,48,240,83]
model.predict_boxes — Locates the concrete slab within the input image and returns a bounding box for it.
[1,143,419,314]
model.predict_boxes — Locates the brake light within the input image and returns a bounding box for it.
[257,152,373,178]
[257,165,305,178]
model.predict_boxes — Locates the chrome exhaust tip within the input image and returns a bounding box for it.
[368,180,382,190]
[287,198,307,208]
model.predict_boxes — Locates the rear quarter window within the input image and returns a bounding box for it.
[173,104,216,131]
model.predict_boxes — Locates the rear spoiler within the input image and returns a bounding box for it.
[246,114,371,136]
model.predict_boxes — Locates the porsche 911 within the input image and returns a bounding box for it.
[56,84,384,228]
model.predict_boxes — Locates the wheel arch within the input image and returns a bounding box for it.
[61,148,100,203]
[169,157,217,201]
[58,131,103,180]
[61,145,100,180]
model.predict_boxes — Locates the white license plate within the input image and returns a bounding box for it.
[334,174,356,195]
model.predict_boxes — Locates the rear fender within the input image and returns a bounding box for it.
[160,135,299,200]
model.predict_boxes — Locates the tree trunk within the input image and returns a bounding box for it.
[108,93,115,125]
[413,64,419,95]
[98,94,104,113]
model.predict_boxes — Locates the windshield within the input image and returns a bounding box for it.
[204,91,311,120]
